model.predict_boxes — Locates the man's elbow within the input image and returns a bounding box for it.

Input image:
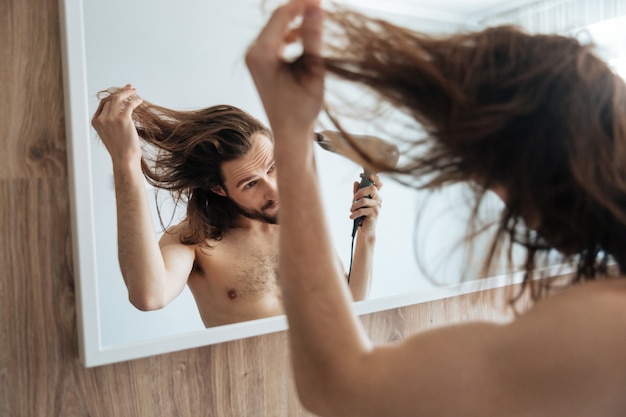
[128,291,169,311]
[295,367,362,417]
[296,378,337,417]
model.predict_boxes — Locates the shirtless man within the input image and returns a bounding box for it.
[91,86,382,327]
[244,1,626,416]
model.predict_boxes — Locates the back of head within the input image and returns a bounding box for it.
[315,11,626,299]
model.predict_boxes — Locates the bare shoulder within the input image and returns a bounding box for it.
[508,278,626,357]
[341,279,626,417]
[158,220,193,248]
[483,279,626,415]
[157,220,196,276]
[513,278,626,334]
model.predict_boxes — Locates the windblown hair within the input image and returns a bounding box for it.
[97,92,272,245]
[303,11,626,303]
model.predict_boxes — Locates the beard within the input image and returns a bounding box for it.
[232,199,279,225]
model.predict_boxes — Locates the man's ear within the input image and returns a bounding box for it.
[211,185,227,197]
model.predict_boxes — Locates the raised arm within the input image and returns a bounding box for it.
[247,3,626,417]
[347,173,382,301]
[91,85,193,310]
[246,0,373,410]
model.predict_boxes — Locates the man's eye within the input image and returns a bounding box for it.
[268,163,276,172]
[244,181,257,189]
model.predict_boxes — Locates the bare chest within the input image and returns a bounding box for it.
[190,229,280,299]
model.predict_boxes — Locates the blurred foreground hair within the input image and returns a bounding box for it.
[301,11,626,304]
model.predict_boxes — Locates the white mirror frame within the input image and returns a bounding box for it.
[59,0,575,368]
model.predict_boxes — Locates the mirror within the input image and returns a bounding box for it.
[61,0,619,367]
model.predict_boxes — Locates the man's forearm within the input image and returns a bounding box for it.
[348,233,375,301]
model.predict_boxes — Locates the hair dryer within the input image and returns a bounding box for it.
[314,130,399,236]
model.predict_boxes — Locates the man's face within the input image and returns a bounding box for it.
[213,133,279,224]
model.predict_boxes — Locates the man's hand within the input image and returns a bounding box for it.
[91,84,144,166]
[245,0,324,142]
[350,173,383,238]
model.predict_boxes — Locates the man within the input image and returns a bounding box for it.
[245,0,626,416]
[91,85,382,327]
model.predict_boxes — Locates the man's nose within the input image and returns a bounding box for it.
[264,176,278,199]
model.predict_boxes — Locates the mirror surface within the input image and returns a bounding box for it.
[62,0,620,367]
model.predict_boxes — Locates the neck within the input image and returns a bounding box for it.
[234,214,277,231]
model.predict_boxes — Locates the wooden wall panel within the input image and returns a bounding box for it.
[0,0,67,180]
[0,0,525,416]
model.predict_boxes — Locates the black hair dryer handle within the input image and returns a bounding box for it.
[352,169,373,237]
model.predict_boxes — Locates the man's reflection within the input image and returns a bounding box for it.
[91,85,383,327]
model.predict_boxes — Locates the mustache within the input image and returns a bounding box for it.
[261,200,278,211]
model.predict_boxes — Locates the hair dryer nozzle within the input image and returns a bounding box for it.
[314,130,399,171]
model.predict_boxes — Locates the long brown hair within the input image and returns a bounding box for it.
[97,91,272,245]
[303,11,626,302]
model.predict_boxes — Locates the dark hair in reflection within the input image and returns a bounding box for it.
[96,90,272,245]
[300,11,626,304]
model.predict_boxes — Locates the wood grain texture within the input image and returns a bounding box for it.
[0,0,67,180]
[0,0,528,416]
